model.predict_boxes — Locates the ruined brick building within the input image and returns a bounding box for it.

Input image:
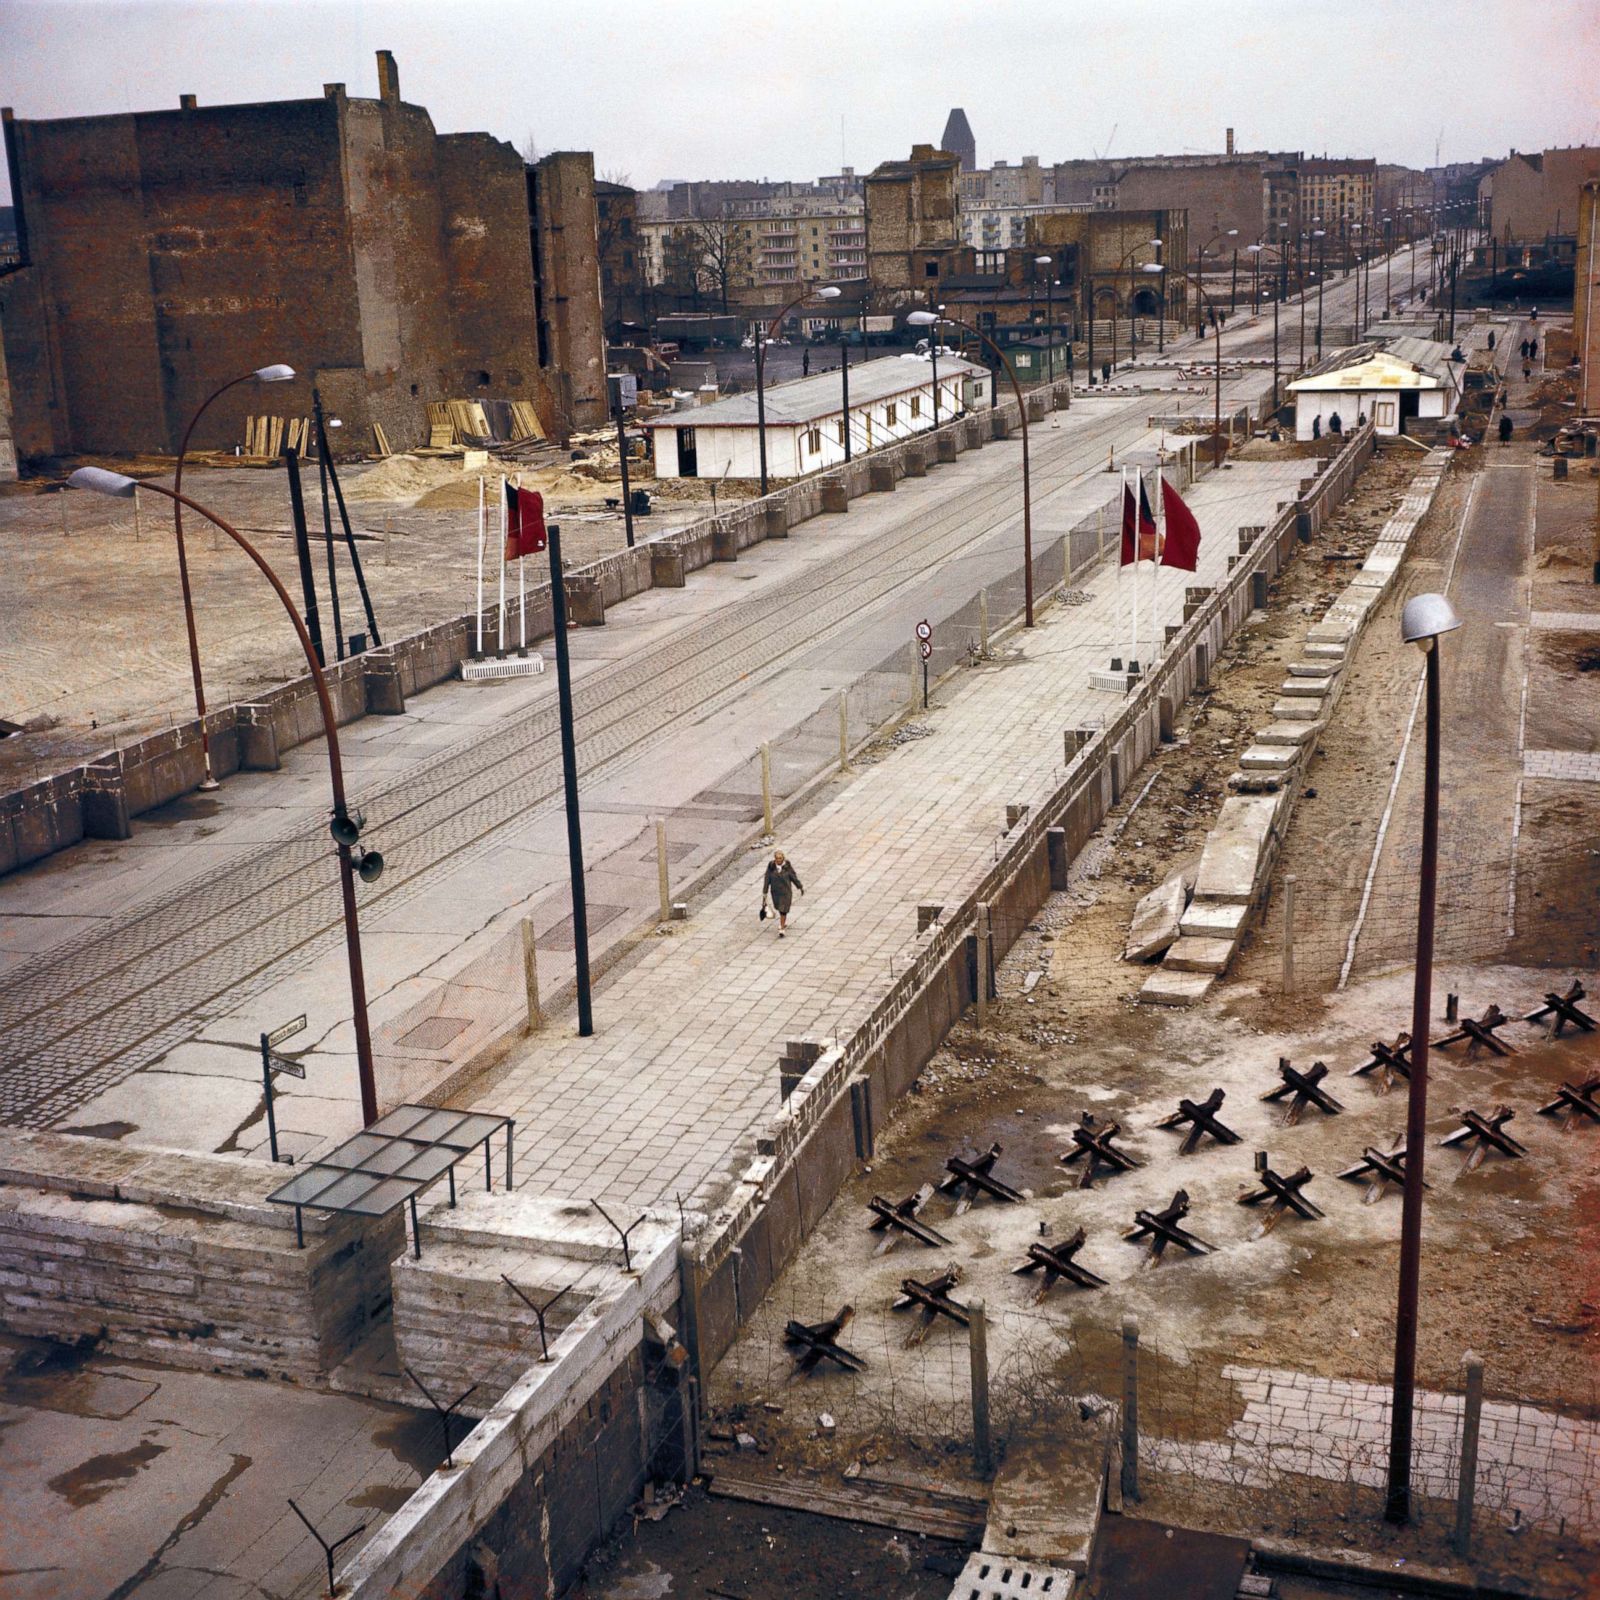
[0,52,606,463]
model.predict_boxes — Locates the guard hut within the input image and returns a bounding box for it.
[1287,338,1462,441]
[647,354,989,480]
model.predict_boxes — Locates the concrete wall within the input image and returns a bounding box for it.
[1578,182,1599,415]
[0,300,17,480]
[0,1129,401,1382]
[530,152,608,430]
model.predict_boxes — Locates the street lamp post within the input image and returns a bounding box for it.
[1316,226,1327,357]
[1035,256,1056,388]
[69,466,384,1128]
[754,283,841,494]
[907,308,1034,627]
[1247,243,1285,413]
[1385,591,1463,1524]
[172,364,297,789]
[1163,265,1225,466]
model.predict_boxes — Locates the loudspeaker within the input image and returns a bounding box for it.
[353,848,384,884]
[330,808,365,847]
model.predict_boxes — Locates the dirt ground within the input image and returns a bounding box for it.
[0,439,735,778]
[697,440,1600,1595]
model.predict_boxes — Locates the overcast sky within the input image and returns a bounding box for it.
[3,0,1598,206]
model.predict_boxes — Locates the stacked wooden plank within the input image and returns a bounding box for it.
[242,415,315,457]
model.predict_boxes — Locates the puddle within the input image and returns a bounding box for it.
[57,1120,138,1141]
[47,1439,166,1506]
[346,1483,414,1515]
[371,1408,447,1480]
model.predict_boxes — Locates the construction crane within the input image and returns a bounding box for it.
[1094,124,1118,162]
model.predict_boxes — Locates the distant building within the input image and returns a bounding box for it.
[1480,147,1600,253]
[1577,182,1599,416]
[940,108,976,173]
[595,180,645,330]
[0,53,608,458]
[647,353,989,480]
[1298,157,1377,225]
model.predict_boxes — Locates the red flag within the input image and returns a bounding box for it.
[504,483,548,561]
[1159,478,1202,572]
[1120,475,1158,565]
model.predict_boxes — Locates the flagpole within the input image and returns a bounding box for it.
[496,475,507,660]
[474,475,486,660]
[1154,458,1166,661]
[1128,466,1139,670]
[514,475,528,657]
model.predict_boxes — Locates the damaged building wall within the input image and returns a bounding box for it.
[0,53,597,461]
[529,151,608,430]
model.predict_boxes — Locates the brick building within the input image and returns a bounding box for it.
[0,53,606,462]
[1577,182,1599,417]
[1298,157,1376,225]
[595,180,645,332]
[1027,210,1189,331]
[863,145,963,303]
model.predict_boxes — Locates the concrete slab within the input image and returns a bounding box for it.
[1238,745,1299,772]
[1163,935,1237,974]
[1278,677,1330,698]
[1123,868,1190,963]
[1178,900,1249,940]
[1257,720,1321,747]
[1138,969,1216,1006]
[1286,660,1338,679]
[1303,642,1347,660]
[1270,698,1322,722]
[983,1434,1103,1573]
[1192,794,1279,904]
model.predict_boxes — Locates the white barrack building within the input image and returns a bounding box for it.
[1287,338,1462,441]
[648,354,990,480]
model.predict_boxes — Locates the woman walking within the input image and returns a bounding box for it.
[761,850,804,938]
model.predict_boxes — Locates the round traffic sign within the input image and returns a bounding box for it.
[915,619,933,642]
[919,641,933,660]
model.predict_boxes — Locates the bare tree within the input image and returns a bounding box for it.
[684,212,740,314]
[519,131,540,164]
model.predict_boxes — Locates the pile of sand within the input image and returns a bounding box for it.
[414,466,613,511]
[342,455,473,503]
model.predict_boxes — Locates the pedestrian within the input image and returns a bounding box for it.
[1498,413,1513,446]
[1487,330,1496,351]
[760,849,805,938]
[1312,414,1322,441]
[802,348,811,377]
[1529,338,1538,362]
[1523,362,1532,383]
[1329,409,1343,436]
[1519,338,1530,361]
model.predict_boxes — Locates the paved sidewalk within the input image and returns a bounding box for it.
[473,460,1310,1211]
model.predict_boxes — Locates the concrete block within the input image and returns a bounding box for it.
[1193,794,1279,904]
[1239,744,1299,772]
[1304,642,1346,660]
[711,522,738,562]
[1279,677,1330,699]
[362,653,406,716]
[1257,720,1321,747]
[820,478,849,513]
[1139,969,1216,1006]
[1164,935,1236,974]
[1178,900,1249,940]
[1271,698,1322,722]
[936,433,958,464]
[566,576,605,625]
[1287,660,1338,679]
[903,447,927,478]
[650,547,686,587]
[1124,868,1189,962]
[763,501,788,539]
[237,709,281,771]
[868,461,896,493]
[991,410,1013,440]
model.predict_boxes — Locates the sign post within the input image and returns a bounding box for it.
[260,1015,308,1164]
[916,619,933,710]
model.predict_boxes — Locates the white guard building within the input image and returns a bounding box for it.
[1287,338,1462,441]
[648,354,990,480]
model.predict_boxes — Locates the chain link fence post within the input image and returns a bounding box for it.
[1120,1315,1140,1503]
[1454,1351,1485,1558]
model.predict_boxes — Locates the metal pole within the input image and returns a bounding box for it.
[1282,873,1297,994]
[312,390,345,661]
[1213,295,1223,467]
[316,407,381,648]
[840,332,851,462]
[616,408,635,548]
[521,916,542,1032]
[261,1036,281,1164]
[979,588,989,655]
[1120,1315,1140,1502]
[754,325,769,497]
[655,819,671,921]
[930,318,940,427]
[1086,273,1095,381]
[284,451,325,668]
[975,902,991,1029]
[1453,1352,1485,1556]
[969,1298,992,1478]
[838,691,849,771]
[547,523,594,1038]
[760,741,774,836]
[1385,642,1441,1522]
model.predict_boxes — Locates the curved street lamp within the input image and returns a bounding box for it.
[1033,255,1062,387]
[69,464,384,1130]
[1245,242,1287,409]
[172,364,297,789]
[754,284,841,495]
[1385,590,1462,1524]
[907,308,1036,628]
[1150,263,1229,467]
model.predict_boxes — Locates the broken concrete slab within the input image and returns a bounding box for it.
[1124,865,1194,963]
[1257,720,1322,747]
[1139,969,1217,1006]
[1303,641,1347,660]
[1164,935,1237,974]
[983,1433,1104,1573]
[1279,677,1331,698]
[1193,793,1280,904]
[1270,698,1323,722]
[1287,660,1339,679]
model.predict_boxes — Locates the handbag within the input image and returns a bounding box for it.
[759,902,768,921]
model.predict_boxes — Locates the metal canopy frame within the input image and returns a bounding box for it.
[267,1103,514,1257]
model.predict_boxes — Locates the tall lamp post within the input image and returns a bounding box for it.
[907,308,1035,628]
[1161,265,1226,466]
[1193,229,1239,339]
[70,466,385,1128]
[1086,236,1162,381]
[1245,243,1285,412]
[1034,255,1058,387]
[1385,590,1462,1524]
[754,283,842,494]
[173,364,297,789]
